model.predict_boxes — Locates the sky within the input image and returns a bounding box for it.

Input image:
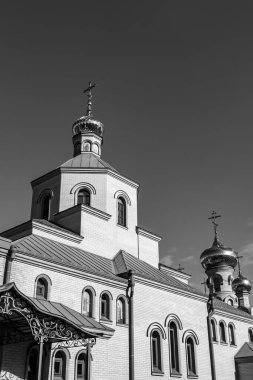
[1,1,253,300]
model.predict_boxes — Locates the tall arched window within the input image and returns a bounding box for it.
[169,321,180,374]
[228,324,235,346]
[77,189,90,206]
[41,194,51,220]
[249,328,253,342]
[100,292,111,321]
[36,278,48,299]
[54,351,66,380]
[76,352,87,380]
[151,330,163,374]
[213,275,222,293]
[117,197,126,227]
[219,321,226,343]
[26,346,39,380]
[116,297,127,324]
[82,290,92,317]
[211,319,217,342]
[186,337,197,377]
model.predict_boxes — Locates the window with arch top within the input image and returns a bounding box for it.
[54,350,66,380]
[219,321,226,343]
[100,292,112,321]
[82,289,93,318]
[228,324,236,346]
[41,194,51,220]
[211,319,217,342]
[117,197,126,227]
[151,330,163,374]
[77,189,90,206]
[116,296,127,325]
[186,337,197,377]
[36,277,48,300]
[76,352,87,380]
[249,328,253,343]
[169,321,180,374]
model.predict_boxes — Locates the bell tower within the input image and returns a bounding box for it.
[200,212,238,304]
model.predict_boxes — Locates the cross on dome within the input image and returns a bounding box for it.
[83,81,96,117]
[208,210,221,239]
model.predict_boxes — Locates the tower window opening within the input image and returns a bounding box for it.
[41,194,51,220]
[117,197,126,227]
[228,324,235,346]
[77,189,90,206]
[219,321,226,343]
[213,275,222,293]
[211,319,217,342]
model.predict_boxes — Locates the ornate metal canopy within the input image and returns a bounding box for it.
[0,283,114,346]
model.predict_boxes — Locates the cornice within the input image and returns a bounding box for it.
[32,221,83,244]
[31,168,60,187]
[212,309,253,324]
[54,204,111,222]
[136,227,162,242]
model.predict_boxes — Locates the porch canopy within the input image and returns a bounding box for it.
[0,282,114,347]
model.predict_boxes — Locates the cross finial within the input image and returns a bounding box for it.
[201,277,207,294]
[83,81,96,117]
[208,210,221,239]
[177,264,184,272]
[236,252,243,275]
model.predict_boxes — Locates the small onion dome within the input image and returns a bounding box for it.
[200,236,238,270]
[72,115,104,138]
[232,274,252,293]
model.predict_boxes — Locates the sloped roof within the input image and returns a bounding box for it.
[213,298,253,320]
[113,250,203,295]
[235,342,253,358]
[34,219,81,237]
[60,152,118,173]
[12,234,123,283]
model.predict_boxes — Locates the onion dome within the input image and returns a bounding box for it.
[72,115,104,138]
[72,81,104,139]
[232,273,252,293]
[200,235,238,270]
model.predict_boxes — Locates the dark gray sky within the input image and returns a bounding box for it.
[1,1,253,298]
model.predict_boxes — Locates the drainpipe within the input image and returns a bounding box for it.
[126,270,135,380]
[3,246,16,284]
[207,295,216,380]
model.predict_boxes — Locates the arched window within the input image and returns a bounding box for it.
[77,189,90,206]
[228,324,236,346]
[41,194,51,220]
[82,290,92,317]
[83,141,91,152]
[36,278,48,299]
[211,319,217,342]
[186,337,197,376]
[151,330,163,374]
[169,321,180,374]
[76,352,87,380]
[26,346,39,380]
[249,328,253,343]
[54,351,66,380]
[117,197,126,227]
[117,297,127,324]
[219,321,226,343]
[100,292,111,321]
[92,143,99,155]
[227,299,234,306]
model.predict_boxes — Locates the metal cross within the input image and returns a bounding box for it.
[208,210,221,238]
[236,252,243,275]
[177,264,184,272]
[83,81,96,117]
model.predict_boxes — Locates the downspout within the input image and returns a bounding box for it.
[3,246,16,284]
[207,295,216,380]
[126,270,135,380]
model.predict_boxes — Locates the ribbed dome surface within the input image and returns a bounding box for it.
[72,115,104,138]
[232,274,252,293]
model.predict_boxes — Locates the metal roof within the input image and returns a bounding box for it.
[235,342,253,358]
[60,152,118,173]
[213,298,253,320]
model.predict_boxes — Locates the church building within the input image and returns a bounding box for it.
[0,83,253,380]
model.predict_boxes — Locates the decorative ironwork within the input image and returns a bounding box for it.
[56,337,96,349]
[0,372,22,380]
[0,291,89,344]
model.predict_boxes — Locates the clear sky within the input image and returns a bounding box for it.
[1,1,253,300]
